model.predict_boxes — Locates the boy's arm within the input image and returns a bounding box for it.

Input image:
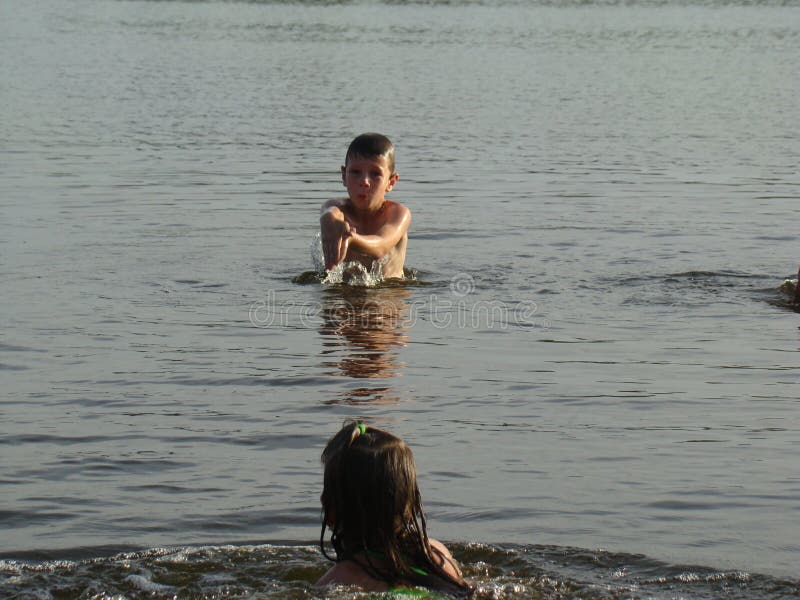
[346,203,411,259]
[320,199,351,270]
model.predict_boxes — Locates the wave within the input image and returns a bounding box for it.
[1,542,797,599]
[606,269,800,311]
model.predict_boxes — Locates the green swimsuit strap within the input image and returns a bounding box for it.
[385,588,438,597]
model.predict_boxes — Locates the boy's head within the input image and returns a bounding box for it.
[344,133,396,175]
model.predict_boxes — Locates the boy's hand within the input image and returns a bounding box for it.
[321,208,353,270]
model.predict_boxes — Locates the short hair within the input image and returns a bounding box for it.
[345,133,396,174]
[319,421,470,595]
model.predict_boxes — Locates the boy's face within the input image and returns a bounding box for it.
[341,154,399,213]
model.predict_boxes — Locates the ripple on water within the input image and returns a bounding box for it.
[1,543,797,600]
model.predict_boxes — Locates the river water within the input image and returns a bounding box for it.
[1,0,799,597]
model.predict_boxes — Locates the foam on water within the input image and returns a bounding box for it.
[324,260,387,287]
[310,233,394,287]
[1,543,797,600]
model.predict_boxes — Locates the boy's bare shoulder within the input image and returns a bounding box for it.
[385,198,409,211]
[321,197,349,210]
[384,199,411,221]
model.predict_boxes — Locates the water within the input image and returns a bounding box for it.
[2,543,796,599]
[2,0,799,597]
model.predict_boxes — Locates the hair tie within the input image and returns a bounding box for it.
[357,423,367,435]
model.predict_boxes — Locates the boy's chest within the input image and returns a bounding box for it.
[344,211,387,235]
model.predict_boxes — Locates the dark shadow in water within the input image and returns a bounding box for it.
[318,285,412,380]
[763,272,800,313]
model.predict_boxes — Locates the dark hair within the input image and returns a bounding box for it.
[320,421,471,596]
[345,133,396,174]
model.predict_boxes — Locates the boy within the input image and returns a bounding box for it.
[320,133,411,280]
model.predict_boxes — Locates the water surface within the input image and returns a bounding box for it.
[1,0,799,596]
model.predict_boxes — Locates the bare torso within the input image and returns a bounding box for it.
[338,198,408,279]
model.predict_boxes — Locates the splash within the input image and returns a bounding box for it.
[310,233,326,274]
[779,277,797,300]
[310,234,388,287]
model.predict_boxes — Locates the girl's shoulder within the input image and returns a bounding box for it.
[317,541,465,595]
[428,539,453,559]
[428,539,463,581]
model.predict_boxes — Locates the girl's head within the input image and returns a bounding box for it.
[319,421,470,594]
[320,421,422,564]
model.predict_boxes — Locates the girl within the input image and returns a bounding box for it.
[317,421,472,596]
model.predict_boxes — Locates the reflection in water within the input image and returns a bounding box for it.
[319,286,411,380]
[322,387,406,406]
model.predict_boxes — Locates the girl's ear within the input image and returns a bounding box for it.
[386,173,399,191]
[341,166,347,186]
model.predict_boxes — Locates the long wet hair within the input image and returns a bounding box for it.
[320,420,471,596]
